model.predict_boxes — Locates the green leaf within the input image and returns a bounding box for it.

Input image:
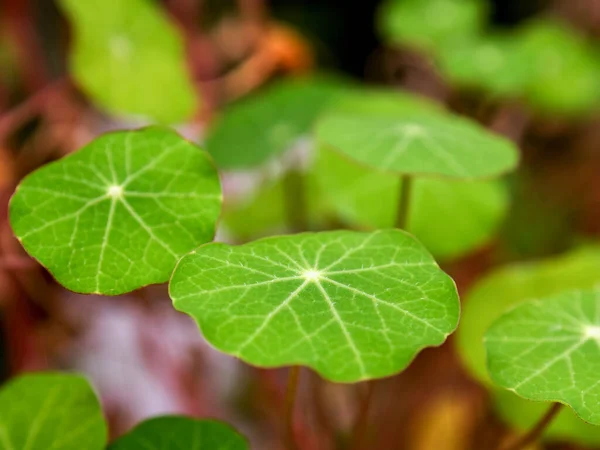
[205,76,351,169]
[9,127,221,295]
[59,0,197,123]
[457,245,600,384]
[315,109,519,179]
[0,373,106,450]
[312,147,509,260]
[377,0,487,51]
[493,389,600,446]
[108,416,248,450]
[485,288,600,425]
[170,230,459,382]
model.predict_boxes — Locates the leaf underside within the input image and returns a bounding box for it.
[170,229,459,383]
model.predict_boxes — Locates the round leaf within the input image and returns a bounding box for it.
[59,0,197,123]
[315,110,519,179]
[0,373,106,450]
[458,245,600,384]
[108,416,248,450]
[312,147,509,260]
[170,230,459,383]
[206,76,351,169]
[377,0,487,51]
[485,289,600,425]
[9,127,221,295]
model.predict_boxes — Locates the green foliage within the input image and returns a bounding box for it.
[485,289,600,426]
[312,147,509,260]
[458,245,600,384]
[378,0,486,51]
[59,0,197,123]
[108,416,248,450]
[315,107,518,179]
[0,373,106,450]
[9,127,221,295]
[205,76,351,169]
[170,230,459,382]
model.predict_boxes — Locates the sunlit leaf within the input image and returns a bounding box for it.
[59,0,197,123]
[378,0,487,51]
[485,288,600,425]
[170,230,459,382]
[205,76,351,169]
[9,127,221,295]
[108,416,248,450]
[315,109,518,179]
[458,245,600,384]
[0,373,106,450]
[312,147,509,260]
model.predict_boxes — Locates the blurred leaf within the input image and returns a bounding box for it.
[494,390,600,446]
[170,230,459,382]
[515,19,600,115]
[377,0,487,51]
[205,76,351,170]
[108,416,248,450]
[9,127,221,295]
[458,245,600,384]
[0,373,106,450]
[315,106,519,179]
[485,289,600,425]
[59,0,197,123]
[312,147,509,260]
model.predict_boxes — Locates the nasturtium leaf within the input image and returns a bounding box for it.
[458,245,600,384]
[59,0,197,123]
[170,230,459,383]
[516,19,600,115]
[0,373,106,450]
[205,76,351,170]
[108,416,248,450]
[9,127,221,295]
[485,289,600,425]
[312,147,509,260]
[493,389,600,446]
[315,109,519,179]
[377,0,487,51]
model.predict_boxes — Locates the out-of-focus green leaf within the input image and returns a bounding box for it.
[0,373,106,450]
[312,147,509,260]
[378,0,487,51]
[205,76,351,170]
[458,245,600,384]
[59,0,197,123]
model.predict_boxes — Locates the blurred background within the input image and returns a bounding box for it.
[2,0,600,449]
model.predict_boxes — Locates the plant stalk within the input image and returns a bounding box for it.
[283,171,308,233]
[350,381,375,450]
[500,403,562,450]
[396,175,413,230]
[284,366,301,450]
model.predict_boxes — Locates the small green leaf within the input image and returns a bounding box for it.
[315,109,519,179]
[485,288,600,425]
[493,389,600,446]
[170,230,459,382]
[205,76,351,169]
[312,147,509,260]
[108,416,248,450]
[378,0,487,51]
[0,373,106,450]
[59,0,197,123]
[9,127,221,295]
[457,245,600,384]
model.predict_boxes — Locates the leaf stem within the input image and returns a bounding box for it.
[396,175,413,229]
[500,402,562,450]
[283,171,308,232]
[350,381,375,450]
[284,366,301,450]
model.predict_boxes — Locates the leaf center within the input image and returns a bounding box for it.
[584,325,600,341]
[107,185,124,199]
[302,269,323,282]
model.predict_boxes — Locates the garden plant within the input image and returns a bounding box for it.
[2,0,600,449]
